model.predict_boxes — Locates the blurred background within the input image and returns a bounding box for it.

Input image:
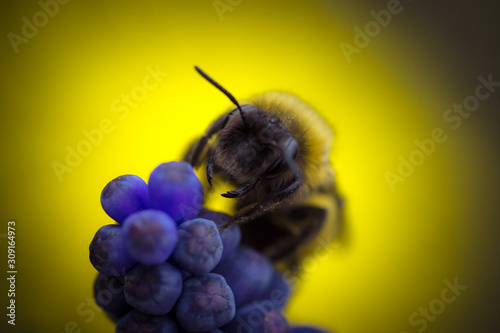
[1,0,499,332]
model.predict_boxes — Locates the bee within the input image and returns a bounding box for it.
[184,66,343,267]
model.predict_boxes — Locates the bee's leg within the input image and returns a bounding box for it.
[206,153,216,186]
[221,177,262,198]
[232,178,303,224]
[183,111,230,166]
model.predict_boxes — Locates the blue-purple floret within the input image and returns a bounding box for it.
[148,162,203,224]
[93,273,132,322]
[124,263,182,315]
[89,225,136,276]
[101,175,149,224]
[116,310,183,333]
[212,246,274,307]
[197,208,241,260]
[123,209,178,265]
[175,273,235,332]
[222,301,290,333]
[171,218,223,276]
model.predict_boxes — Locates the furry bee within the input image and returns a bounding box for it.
[184,66,343,267]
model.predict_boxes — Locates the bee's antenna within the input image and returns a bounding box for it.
[194,66,249,130]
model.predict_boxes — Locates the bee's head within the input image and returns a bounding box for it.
[216,105,300,183]
[194,66,302,187]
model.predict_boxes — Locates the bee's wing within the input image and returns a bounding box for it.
[239,189,344,271]
[292,190,345,258]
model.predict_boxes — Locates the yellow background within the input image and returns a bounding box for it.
[1,1,499,332]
